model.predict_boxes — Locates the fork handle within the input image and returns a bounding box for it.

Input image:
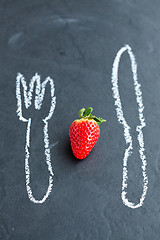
[25,118,54,204]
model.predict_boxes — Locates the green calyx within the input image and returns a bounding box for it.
[78,107,106,125]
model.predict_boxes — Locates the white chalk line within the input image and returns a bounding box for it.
[111,45,148,209]
[16,73,56,204]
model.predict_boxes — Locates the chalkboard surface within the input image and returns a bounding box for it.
[1,0,160,239]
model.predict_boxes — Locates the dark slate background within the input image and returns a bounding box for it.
[1,0,160,239]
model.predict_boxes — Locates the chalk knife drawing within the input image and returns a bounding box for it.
[16,73,56,204]
[111,45,148,208]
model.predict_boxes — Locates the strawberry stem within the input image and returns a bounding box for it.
[78,107,106,125]
[78,108,85,118]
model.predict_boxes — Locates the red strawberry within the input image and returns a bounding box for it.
[69,107,106,159]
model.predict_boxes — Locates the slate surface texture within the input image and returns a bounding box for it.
[1,0,160,239]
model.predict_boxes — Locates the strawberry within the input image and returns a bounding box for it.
[69,107,106,159]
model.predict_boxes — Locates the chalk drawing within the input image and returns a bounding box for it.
[111,45,148,208]
[16,73,56,204]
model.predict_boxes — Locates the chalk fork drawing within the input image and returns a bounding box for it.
[16,73,56,204]
[111,45,148,209]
